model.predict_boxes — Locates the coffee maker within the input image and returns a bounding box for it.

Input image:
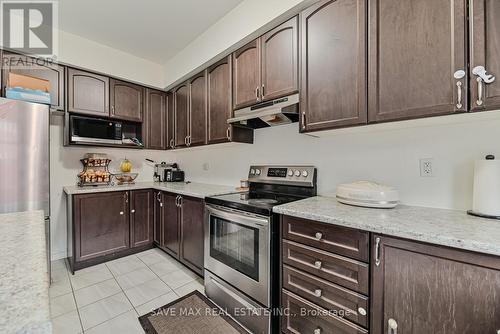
[146,159,184,182]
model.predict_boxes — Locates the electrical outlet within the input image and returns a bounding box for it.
[420,158,433,177]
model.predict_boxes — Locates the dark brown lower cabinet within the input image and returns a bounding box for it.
[130,190,153,248]
[153,190,162,245]
[70,190,154,272]
[73,191,129,263]
[179,196,204,275]
[371,235,500,334]
[155,192,204,276]
[161,192,180,258]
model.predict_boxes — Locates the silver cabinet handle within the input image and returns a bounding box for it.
[301,112,306,130]
[314,232,323,241]
[314,289,322,297]
[124,192,128,203]
[226,127,231,141]
[456,81,463,109]
[156,192,161,202]
[261,84,265,99]
[131,209,135,213]
[314,328,321,334]
[184,136,188,146]
[111,105,115,114]
[375,237,381,266]
[178,196,182,207]
[314,260,322,269]
[477,77,484,106]
[119,211,124,215]
[169,138,174,149]
[255,86,259,101]
[358,307,367,316]
[388,318,398,334]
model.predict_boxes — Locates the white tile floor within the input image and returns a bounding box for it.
[49,248,205,334]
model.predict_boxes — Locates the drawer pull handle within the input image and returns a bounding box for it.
[375,237,381,266]
[388,318,398,334]
[314,232,323,240]
[314,328,321,334]
[314,260,322,269]
[314,289,322,297]
[131,209,135,213]
[119,211,124,215]
[358,307,367,316]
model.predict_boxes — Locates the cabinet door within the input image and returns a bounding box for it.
[166,92,175,149]
[300,0,367,132]
[179,196,204,275]
[67,68,109,116]
[189,72,207,146]
[73,191,129,261]
[110,79,144,122]
[162,193,180,258]
[470,0,500,111]
[130,190,153,248]
[261,16,298,101]
[368,0,467,122]
[232,39,261,109]
[2,52,65,110]
[207,56,232,144]
[145,89,166,149]
[174,84,189,148]
[371,235,500,334]
[153,191,162,245]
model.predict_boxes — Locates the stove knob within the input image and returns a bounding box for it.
[302,170,309,177]
[287,169,294,177]
[294,170,301,177]
[250,169,255,175]
[255,169,261,175]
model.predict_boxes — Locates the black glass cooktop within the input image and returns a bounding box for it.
[205,191,302,216]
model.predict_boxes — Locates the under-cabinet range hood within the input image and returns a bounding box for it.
[227,93,299,128]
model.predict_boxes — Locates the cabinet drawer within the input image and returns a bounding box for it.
[282,215,369,261]
[283,240,369,294]
[283,265,368,328]
[282,290,368,334]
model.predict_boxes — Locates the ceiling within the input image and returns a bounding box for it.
[58,0,245,64]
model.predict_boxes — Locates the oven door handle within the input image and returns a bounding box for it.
[206,205,270,228]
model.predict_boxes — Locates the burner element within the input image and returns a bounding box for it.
[248,198,279,205]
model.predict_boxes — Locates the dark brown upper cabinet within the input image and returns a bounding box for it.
[130,190,153,248]
[368,0,467,123]
[67,68,109,116]
[110,79,144,122]
[469,0,500,111]
[174,83,189,148]
[232,17,298,110]
[145,89,166,150]
[232,39,261,109]
[207,56,232,144]
[371,235,500,334]
[166,92,175,150]
[300,0,367,132]
[2,52,65,111]
[188,71,207,147]
[261,16,298,101]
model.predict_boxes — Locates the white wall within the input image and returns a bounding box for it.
[59,30,165,88]
[49,116,175,260]
[163,0,306,86]
[174,111,500,211]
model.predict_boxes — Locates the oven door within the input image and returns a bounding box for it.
[204,204,270,306]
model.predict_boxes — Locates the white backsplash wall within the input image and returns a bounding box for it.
[50,111,500,260]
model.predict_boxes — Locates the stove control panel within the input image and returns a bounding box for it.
[248,165,316,187]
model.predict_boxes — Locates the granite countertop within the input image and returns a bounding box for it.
[274,196,500,257]
[0,210,51,334]
[63,181,241,198]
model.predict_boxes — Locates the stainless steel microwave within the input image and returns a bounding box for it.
[70,115,122,145]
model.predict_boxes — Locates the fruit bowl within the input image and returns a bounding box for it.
[113,173,138,185]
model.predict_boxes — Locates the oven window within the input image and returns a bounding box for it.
[210,215,259,281]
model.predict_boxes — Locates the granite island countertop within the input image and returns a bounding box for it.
[0,210,51,334]
[274,196,500,257]
[63,181,241,198]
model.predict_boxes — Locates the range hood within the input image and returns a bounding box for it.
[227,93,299,129]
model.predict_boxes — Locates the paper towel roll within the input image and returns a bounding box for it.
[473,157,500,216]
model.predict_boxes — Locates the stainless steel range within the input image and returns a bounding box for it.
[204,165,317,334]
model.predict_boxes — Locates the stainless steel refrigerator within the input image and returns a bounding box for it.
[0,97,50,273]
